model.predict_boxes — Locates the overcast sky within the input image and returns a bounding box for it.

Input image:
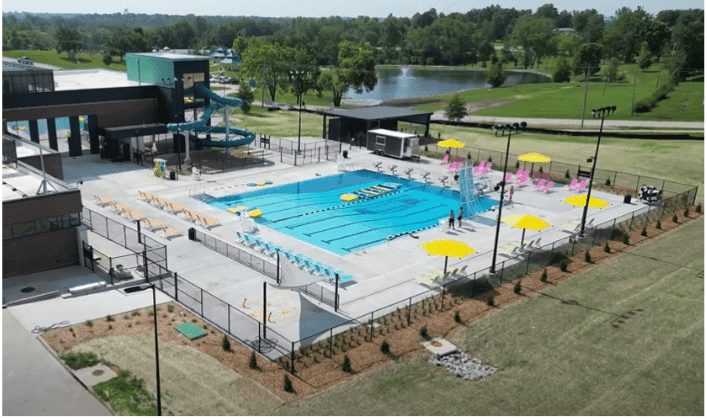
[2,0,703,19]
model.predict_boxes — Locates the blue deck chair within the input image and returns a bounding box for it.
[323,266,336,279]
[302,258,316,273]
[312,262,326,276]
[235,231,246,245]
[293,254,307,268]
[339,273,354,282]
[283,249,295,260]
[262,241,275,255]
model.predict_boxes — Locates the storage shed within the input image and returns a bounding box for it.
[320,106,432,146]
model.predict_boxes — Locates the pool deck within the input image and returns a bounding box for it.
[59,139,649,348]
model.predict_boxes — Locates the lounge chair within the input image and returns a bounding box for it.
[440,154,449,164]
[110,202,130,214]
[235,231,247,245]
[574,179,587,191]
[515,174,529,187]
[531,171,542,182]
[541,173,550,182]
[542,181,554,193]
[200,215,221,229]
[473,162,483,175]
[534,179,547,191]
[160,226,181,240]
[93,194,114,206]
[125,209,145,221]
[166,201,187,214]
[313,262,326,276]
[504,173,514,183]
[498,245,519,257]
[339,273,354,282]
[481,162,492,175]
[302,258,316,273]
[566,178,579,190]
[141,218,166,232]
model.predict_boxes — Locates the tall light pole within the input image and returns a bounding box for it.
[298,100,304,154]
[489,121,526,274]
[579,106,616,238]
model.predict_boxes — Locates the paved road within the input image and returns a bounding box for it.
[2,56,63,71]
[3,309,113,416]
[430,111,704,130]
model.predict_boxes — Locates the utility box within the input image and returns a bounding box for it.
[366,129,419,159]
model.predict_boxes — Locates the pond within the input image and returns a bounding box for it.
[345,66,551,102]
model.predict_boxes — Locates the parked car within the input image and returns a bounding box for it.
[17,57,33,65]
[227,77,239,85]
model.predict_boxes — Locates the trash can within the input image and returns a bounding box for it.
[188,227,196,241]
[342,150,348,158]
[170,171,176,180]
[624,194,632,204]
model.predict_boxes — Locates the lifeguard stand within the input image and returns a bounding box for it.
[458,161,483,218]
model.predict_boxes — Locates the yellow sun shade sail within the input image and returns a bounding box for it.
[501,214,552,231]
[517,152,552,163]
[437,139,465,149]
[563,195,611,209]
[420,240,476,258]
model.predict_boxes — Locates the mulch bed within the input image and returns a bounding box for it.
[42,203,703,403]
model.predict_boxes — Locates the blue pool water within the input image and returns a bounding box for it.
[205,170,497,255]
[7,117,86,135]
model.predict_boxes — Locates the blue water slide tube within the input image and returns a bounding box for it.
[166,84,255,148]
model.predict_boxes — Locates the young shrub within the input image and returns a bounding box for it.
[283,375,295,393]
[623,235,630,245]
[342,355,353,373]
[684,208,689,217]
[696,203,702,213]
[454,311,462,323]
[488,156,493,163]
[539,166,544,174]
[515,161,520,169]
[167,304,175,313]
[672,214,679,223]
[560,259,568,272]
[487,296,495,307]
[122,315,130,320]
[565,169,570,179]
[540,269,548,282]
[105,314,114,322]
[604,242,611,253]
[514,281,522,294]
[656,220,662,230]
[131,310,140,317]
[108,324,112,330]
[381,340,390,354]
[605,178,611,186]
[467,152,472,160]
[641,226,647,237]
[419,325,429,340]
[424,145,429,153]
[249,351,258,369]
[221,334,231,352]
[86,320,94,327]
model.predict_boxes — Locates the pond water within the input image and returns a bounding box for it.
[345,66,550,102]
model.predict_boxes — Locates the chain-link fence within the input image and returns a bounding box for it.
[81,207,166,256]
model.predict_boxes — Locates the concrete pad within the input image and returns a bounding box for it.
[423,338,458,357]
[73,364,117,387]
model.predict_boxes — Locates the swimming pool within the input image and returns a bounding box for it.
[205,170,497,255]
[6,117,86,135]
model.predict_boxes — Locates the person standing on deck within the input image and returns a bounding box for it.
[448,210,455,230]
[457,206,463,228]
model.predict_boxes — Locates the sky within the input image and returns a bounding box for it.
[2,0,703,19]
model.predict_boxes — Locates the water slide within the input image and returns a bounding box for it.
[165,84,255,148]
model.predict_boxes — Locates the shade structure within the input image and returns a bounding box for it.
[437,139,465,149]
[517,152,551,163]
[420,239,476,274]
[501,214,552,246]
[563,195,611,209]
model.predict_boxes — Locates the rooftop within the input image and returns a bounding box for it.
[127,52,209,62]
[321,105,433,121]
[53,69,148,91]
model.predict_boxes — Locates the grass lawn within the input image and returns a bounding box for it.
[3,49,126,71]
[229,86,337,108]
[93,370,157,416]
[402,63,703,122]
[272,219,704,416]
[422,126,704,199]
[225,105,326,138]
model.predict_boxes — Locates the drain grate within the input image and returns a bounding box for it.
[20,287,36,293]
[92,369,105,376]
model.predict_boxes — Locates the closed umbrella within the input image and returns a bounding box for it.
[420,239,476,274]
[501,214,552,246]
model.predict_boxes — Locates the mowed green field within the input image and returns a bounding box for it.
[273,219,704,416]
[3,50,126,71]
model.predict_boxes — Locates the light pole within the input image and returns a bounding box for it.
[298,100,304,154]
[489,122,526,274]
[579,106,616,238]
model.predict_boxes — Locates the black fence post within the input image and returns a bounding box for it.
[258,323,261,353]
[174,272,178,300]
[330,328,333,357]
[525,251,531,275]
[137,220,142,244]
[291,341,295,374]
[408,297,412,325]
[629,212,635,230]
[200,289,204,316]
[228,304,231,334]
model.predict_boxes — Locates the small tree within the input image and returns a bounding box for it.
[237,82,254,114]
[553,57,572,82]
[585,251,592,263]
[454,311,462,323]
[381,340,390,354]
[603,57,622,82]
[641,226,647,236]
[514,281,522,294]
[565,169,570,179]
[221,334,231,351]
[696,203,702,213]
[487,296,495,306]
[342,355,353,373]
[419,325,429,339]
[656,220,662,229]
[485,62,507,88]
[605,178,611,186]
[683,208,690,217]
[604,242,611,253]
[102,52,113,66]
[444,94,468,122]
[636,41,652,71]
[672,214,679,223]
[540,269,548,282]
[283,375,295,393]
[623,234,630,245]
[560,259,568,272]
[68,49,76,61]
[249,351,258,369]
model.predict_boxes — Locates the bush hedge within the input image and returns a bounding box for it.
[635,82,675,113]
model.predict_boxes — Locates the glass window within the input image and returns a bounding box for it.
[61,215,72,229]
[36,218,51,233]
[69,213,81,227]
[13,221,36,238]
[3,224,12,240]
[48,217,61,231]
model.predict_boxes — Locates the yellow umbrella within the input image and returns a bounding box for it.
[518,152,551,174]
[501,214,552,246]
[420,239,476,274]
[437,139,466,157]
[563,195,611,209]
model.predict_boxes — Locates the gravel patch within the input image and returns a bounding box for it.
[429,351,497,380]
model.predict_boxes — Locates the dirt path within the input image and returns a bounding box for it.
[70,335,283,416]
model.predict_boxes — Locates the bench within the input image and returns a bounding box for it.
[69,281,107,296]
